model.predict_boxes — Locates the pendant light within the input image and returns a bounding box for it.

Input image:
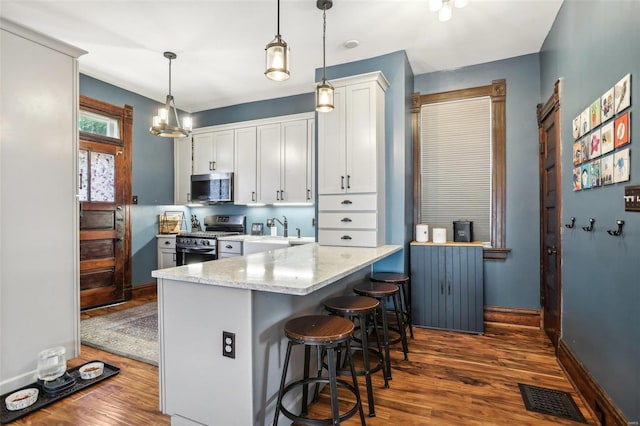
[150,51,192,138]
[315,0,334,112]
[429,0,467,22]
[265,0,290,81]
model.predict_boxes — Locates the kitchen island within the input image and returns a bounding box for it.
[152,243,401,426]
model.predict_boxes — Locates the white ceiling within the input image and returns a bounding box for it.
[1,0,563,113]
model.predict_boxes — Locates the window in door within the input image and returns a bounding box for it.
[413,79,509,260]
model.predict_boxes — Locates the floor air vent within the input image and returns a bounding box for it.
[518,383,586,423]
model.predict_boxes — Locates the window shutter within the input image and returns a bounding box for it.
[420,97,492,243]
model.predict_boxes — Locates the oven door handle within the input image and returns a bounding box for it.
[177,248,217,254]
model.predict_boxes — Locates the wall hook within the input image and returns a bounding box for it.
[582,218,595,232]
[606,220,624,236]
[564,217,575,228]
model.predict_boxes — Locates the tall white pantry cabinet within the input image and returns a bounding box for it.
[317,71,389,247]
[0,19,86,393]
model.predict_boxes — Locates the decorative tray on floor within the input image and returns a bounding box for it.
[0,360,120,424]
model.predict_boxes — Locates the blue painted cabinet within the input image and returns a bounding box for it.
[410,243,484,334]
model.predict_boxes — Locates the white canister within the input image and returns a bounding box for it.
[416,224,429,242]
[432,228,447,244]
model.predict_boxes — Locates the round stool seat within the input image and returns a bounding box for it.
[353,281,399,298]
[323,295,379,315]
[284,315,354,344]
[370,272,409,284]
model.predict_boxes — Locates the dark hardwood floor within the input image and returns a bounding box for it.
[12,297,594,425]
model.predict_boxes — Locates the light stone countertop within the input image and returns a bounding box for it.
[217,234,315,245]
[152,243,402,295]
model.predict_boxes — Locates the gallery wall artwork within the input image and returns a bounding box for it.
[572,73,631,191]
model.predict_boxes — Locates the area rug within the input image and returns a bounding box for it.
[518,383,586,423]
[81,302,158,366]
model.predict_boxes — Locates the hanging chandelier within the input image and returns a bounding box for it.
[265,0,290,81]
[315,0,334,112]
[150,51,192,138]
[429,0,468,22]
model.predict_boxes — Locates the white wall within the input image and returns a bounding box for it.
[0,19,85,393]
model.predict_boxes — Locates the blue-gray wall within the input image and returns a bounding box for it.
[80,75,188,286]
[540,0,640,420]
[414,53,542,309]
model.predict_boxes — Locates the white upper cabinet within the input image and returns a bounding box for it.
[317,73,388,195]
[234,127,257,204]
[174,136,192,204]
[183,113,314,205]
[193,130,234,174]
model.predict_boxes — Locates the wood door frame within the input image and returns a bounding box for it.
[536,80,562,347]
[79,95,133,301]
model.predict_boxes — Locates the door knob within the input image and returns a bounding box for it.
[546,247,557,255]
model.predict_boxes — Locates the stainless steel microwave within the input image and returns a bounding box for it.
[191,173,233,203]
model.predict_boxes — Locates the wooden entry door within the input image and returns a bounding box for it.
[537,82,562,349]
[79,96,133,309]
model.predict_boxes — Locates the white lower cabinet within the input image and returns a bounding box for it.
[157,236,176,269]
[218,239,243,258]
[318,193,384,247]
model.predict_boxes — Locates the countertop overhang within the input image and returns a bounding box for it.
[152,243,402,295]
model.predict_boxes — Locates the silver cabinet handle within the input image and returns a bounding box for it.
[340,218,352,223]
[341,176,345,190]
[346,175,351,189]
[212,161,216,170]
[340,235,352,240]
[78,173,83,190]
[164,240,171,245]
[252,191,256,202]
[306,189,311,200]
[276,190,280,201]
[341,199,353,205]
[225,245,232,249]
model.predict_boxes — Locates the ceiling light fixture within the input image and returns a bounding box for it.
[316,0,334,113]
[265,0,290,81]
[150,52,192,138]
[429,0,467,22]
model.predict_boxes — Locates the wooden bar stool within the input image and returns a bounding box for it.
[322,295,388,417]
[353,281,408,381]
[273,315,366,426]
[370,272,414,338]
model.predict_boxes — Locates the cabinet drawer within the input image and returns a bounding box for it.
[158,237,176,250]
[318,212,377,229]
[318,230,379,247]
[318,194,377,211]
[218,240,243,254]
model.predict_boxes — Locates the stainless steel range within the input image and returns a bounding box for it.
[175,214,246,266]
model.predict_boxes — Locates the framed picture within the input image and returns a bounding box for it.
[573,115,581,140]
[573,141,582,165]
[581,164,591,189]
[613,148,630,183]
[572,167,582,191]
[590,128,601,158]
[601,87,615,122]
[601,154,614,185]
[580,137,590,163]
[590,98,601,128]
[614,73,631,114]
[580,107,590,137]
[601,121,615,154]
[614,111,630,148]
[590,159,601,188]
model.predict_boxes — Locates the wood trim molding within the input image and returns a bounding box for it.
[484,306,540,328]
[131,282,157,299]
[558,339,628,426]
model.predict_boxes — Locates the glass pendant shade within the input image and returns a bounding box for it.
[316,80,334,112]
[265,36,290,81]
[429,0,443,12]
[150,52,191,138]
[438,1,452,21]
